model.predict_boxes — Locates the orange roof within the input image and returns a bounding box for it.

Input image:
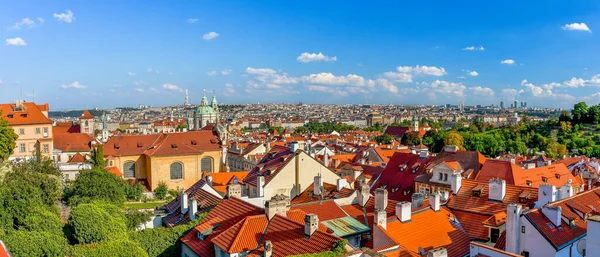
[452,210,490,241]
[516,163,584,188]
[482,212,507,227]
[446,179,537,215]
[54,133,93,152]
[208,171,250,186]
[291,182,355,205]
[107,166,122,177]
[0,240,9,257]
[331,154,356,163]
[0,101,52,125]
[383,207,470,257]
[212,214,269,253]
[103,131,220,157]
[290,201,348,221]
[68,152,86,163]
[442,161,462,172]
[53,122,80,134]
[80,110,94,119]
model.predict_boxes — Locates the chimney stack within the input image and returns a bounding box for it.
[264,240,273,257]
[257,175,265,197]
[266,194,291,220]
[205,175,213,186]
[374,209,387,229]
[396,201,412,223]
[429,191,440,212]
[427,247,448,257]
[181,192,189,214]
[189,199,198,220]
[324,152,329,167]
[357,182,370,207]
[488,178,507,201]
[506,204,522,254]
[336,178,348,192]
[226,184,242,199]
[558,179,573,200]
[290,142,299,153]
[375,188,388,211]
[443,145,458,153]
[411,193,424,209]
[450,174,462,195]
[304,214,319,237]
[537,184,556,206]
[314,175,323,196]
[542,206,562,227]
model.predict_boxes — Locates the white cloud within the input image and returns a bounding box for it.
[135,88,145,92]
[37,18,45,24]
[425,80,466,98]
[500,59,515,65]
[501,88,524,99]
[0,79,3,84]
[297,52,337,63]
[162,83,183,92]
[462,46,484,51]
[53,10,75,23]
[396,65,447,76]
[5,37,26,46]
[203,32,219,40]
[223,83,236,96]
[521,79,575,100]
[562,77,586,88]
[10,18,38,29]
[470,86,494,97]
[207,71,218,76]
[246,67,277,76]
[301,73,371,88]
[468,71,479,77]
[376,78,399,94]
[562,22,591,32]
[188,18,199,23]
[382,72,413,83]
[60,81,86,89]
[221,69,232,75]
[109,89,116,93]
[590,74,600,85]
[127,72,136,76]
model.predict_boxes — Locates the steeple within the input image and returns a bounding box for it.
[201,89,209,106]
[211,90,218,109]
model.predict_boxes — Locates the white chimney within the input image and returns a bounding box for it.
[264,240,273,257]
[357,183,370,207]
[226,184,242,199]
[266,194,291,220]
[323,152,329,167]
[336,178,348,191]
[444,145,458,153]
[558,180,573,200]
[429,191,440,212]
[450,174,462,195]
[420,150,429,159]
[542,206,562,227]
[396,201,411,223]
[375,188,388,211]
[374,209,387,229]
[488,178,507,201]
[537,184,557,206]
[506,204,522,254]
[427,247,447,257]
[304,214,319,237]
[189,199,198,220]
[205,175,213,186]
[181,193,189,214]
[314,175,323,196]
[290,142,299,153]
[257,175,265,197]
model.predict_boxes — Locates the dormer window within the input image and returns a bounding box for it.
[399,164,407,172]
[519,191,531,204]
[555,174,561,179]
[114,143,120,149]
[526,180,532,187]
[542,177,548,183]
[472,185,485,197]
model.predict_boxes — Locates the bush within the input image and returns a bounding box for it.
[126,183,145,201]
[125,209,153,230]
[21,208,64,236]
[153,182,168,200]
[69,168,127,206]
[69,202,128,244]
[129,214,205,257]
[70,239,148,257]
[2,230,68,257]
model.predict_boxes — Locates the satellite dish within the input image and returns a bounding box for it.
[577,239,587,256]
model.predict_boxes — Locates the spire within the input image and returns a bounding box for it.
[201,89,209,106]
[211,90,218,108]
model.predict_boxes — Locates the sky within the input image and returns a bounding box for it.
[1,1,600,110]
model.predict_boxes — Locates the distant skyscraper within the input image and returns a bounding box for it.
[500,101,504,109]
[459,101,464,112]
[185,89,189,106]
[514,100,519,109]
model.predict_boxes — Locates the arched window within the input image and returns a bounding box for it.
[170,162,183,180]
[201,157,213,173]
[123,161,136,178]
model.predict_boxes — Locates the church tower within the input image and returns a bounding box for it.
[411,115,419,132]
[193,89,219,130]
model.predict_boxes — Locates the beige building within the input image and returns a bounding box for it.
[1,100,53,160]
[103,131,223,190]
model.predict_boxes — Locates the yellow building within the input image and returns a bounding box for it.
[103,131,223,191]
[1,100,53,160]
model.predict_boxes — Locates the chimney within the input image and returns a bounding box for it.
[189,199,198,220]
[488,178,507,201]
[420,150,429,159]
[257,175,265,197]
[375,188,388,211]
[537,184,556,206]
[264,240,273,257]
[444,145,458,153]
[427,247,448,257]
[181,192,189,214]
[336,178,348,192]
[205,175,213,186]
[411,193,424,209]
[542,206,562,227]
[374,209,387,229]
[226,184,242,199]
[558,179,573,200]
[429,191,440,212]
[265,194,291,220]
[323,152,329,167]
[290,142,299,153]
[314,175,323,196]
[357,183,370,207]
[506,204,522,254]
[450,174,462,195]
[304,213,319,237]
[396,201,412,223]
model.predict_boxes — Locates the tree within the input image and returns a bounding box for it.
[91,144,105,168]
[373,134,393,145]
[69,239,148,257]
[0,111,18,160]
[401,133,421,146]
[11,155,61,176]
[588,105,600,124]
[129,214,206,257]
[125,183,145,201]
[269,126,284,135]
[69,202,128,244]
[69,168,127,206]
[154,182,168,200]
[2,230,68,257]
[559,111,572,122]
[22,208,64,236]
[560,121,572,134]
[572,102,588,123]
[546,142,568,159]
[444,131,464,150]
[124,209,153,231]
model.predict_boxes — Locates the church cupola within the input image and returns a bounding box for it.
[211,90,218,109]
[201,89,209,106]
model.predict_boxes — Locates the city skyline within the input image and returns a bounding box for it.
[2,1,600,109]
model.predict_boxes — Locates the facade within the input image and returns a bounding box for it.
[193,90,219,130]
[79,110,95,136]
[1,100,53,160]
[226,142,266,171]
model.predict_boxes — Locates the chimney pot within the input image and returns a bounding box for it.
[411,193,424,209]
[336,178,348,192]
[181,193,189,214]
[427,247,448,257]
[429,191,441,212]
[189,199,198,220]
[357,182,370,207]
[264,240,273,257]
[226,184,242,199]
[396,201,412,223]
[488,178,507,201]
[375,188,388,211]
[314,175,323,196]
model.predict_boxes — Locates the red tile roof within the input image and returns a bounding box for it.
[0,101,52,125]
[212,214,268,253]
[476,160,584,189]
[372,152,433,202]
[0,240,9,257]
[103,131,220,157]
[524,187,600,250]
[243,145,295,187]
[68,152,86,163]
[291,201,348,221]
[452,210,490,241]
[80,110,94,119]
[53,133,93,152]
[494,231,506,250]
[341,197,399,248]
[53,121,80,134]
[106,166,122,177]
[291,182,354,205]
[384,126,409,138]
[103,134,161,156]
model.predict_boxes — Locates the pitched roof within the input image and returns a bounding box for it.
[53,121,80,134]
[291,201,348,221]
[243,145,295,187]
[212,214,269,253]
[383,207,470,257]
[523,187,600,250]
[80,110,94,119]
[0,240,9,257]
[384,126,409,137]
[446,179,537,215]
[0,101,52,125]
[418,150,485,183]
[371,152,433,202]
[103,131,220,157]
[341,197,400,248]
[106,166,122,177]
[290,182,354,205]
[103,134,162,156]
[442,161,462,172]
[475,159,524,185]
[68,152,86,163]
[452,210,491,241]
[54,133,93,152]
[517,164,584,189]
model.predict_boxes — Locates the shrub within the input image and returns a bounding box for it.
[126,183,145,201]
[153,182,168,200]
[69,202,128,244]
[69,168,127,206]
[2,230,68,257]
[69,239,148,257]
[125,209,153,230]
[21,208,64,236]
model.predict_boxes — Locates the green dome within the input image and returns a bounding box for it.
[195,106,217,115]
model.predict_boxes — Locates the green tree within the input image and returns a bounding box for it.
[70,239,148,257]
[153,182,168,200]
[444,131,464,150]
[0,111,18,160]
[21,208,64,236]
[91,144,105,168]
[560,121,572,134]
[129,214,206,257]
[558,111,572,122]
[588,105,600,124]
[125,183,145,201]
[401,133,421,146]
[374,134,393,145]
[11,154,61,176]
[69,202,128,244]
[69,168,127,206]
[572,102,588,123]
[269,126,284,135]
[2,230,68,257]
[124,209,153,231]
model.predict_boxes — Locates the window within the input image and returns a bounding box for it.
[521,251,529,257]
[170,162,183,180]
[43,144,49,153]
[438,173,443,181]
[35,128,41,134]
[521,226,526,233]
[43,127,48,134]
[201,157,213,172]
[123,161,136,178]
[490,228,500,243]
[19,143,26,153]
[19,128,24,135]
[443,173,448,181]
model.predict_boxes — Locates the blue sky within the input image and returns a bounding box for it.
[1,0,600,110]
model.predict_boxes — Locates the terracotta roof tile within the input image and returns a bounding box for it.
[446,179,537,215]
[54,133,93,152]
[291,182,354,205]
[106,166,122,177]
[1,102,52,125]
[243,146,295,187]
[384,126,409,138]
[452,210,490,241]
[291,201,348,221]
[53,122,80,134]
[476,161,583,189]
[494,231,506,250]
[68,152,86,163]
[212,214,268,253]
[80,110,94,119]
